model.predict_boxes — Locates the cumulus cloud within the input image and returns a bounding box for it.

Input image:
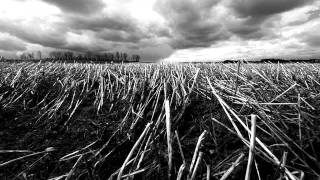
[287,8,320,26]
[225,15,279,40]
[66,14,152,44]
[224,0,315,40]
[0,0,174,61]
[155,0,305,48]
[155,0,230,49]
[0,19,67,48]
[40,0,106,15]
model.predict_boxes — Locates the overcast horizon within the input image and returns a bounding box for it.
[0,0,320,62]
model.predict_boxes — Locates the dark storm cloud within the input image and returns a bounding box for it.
[41,0,106,15]
[67,14,136,32]
[0,20,67,48]
[225,16,278,40]
[228,26,273,40]
[0,37,26,51]
[0,12,159,55]
[66,13,171,44]
[155,0,292,47]
[224,0,315,40]
[227,23,260,36]
[230,0,312,18]
[171,29,230,49]
[155,0,230,49]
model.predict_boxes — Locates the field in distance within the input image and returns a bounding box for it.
[1,61,320,179]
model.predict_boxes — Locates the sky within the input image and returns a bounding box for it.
[0,0,320,62]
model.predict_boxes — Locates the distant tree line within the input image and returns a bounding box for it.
[18,50,140,63]
[259,58,320,63]
[222,58,320,64]
[49,51,140,62]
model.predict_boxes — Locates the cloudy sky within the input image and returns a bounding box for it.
[0,0,319,62]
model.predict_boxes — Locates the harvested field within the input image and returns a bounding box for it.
[1,62,320,179]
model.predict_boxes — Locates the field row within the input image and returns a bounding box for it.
[1,62,320,179]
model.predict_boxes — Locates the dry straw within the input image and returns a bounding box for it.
[117,122,151,180]
[165,99,173,179]
[245,114,257,180]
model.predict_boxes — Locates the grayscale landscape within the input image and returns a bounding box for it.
[1,0,320,179]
